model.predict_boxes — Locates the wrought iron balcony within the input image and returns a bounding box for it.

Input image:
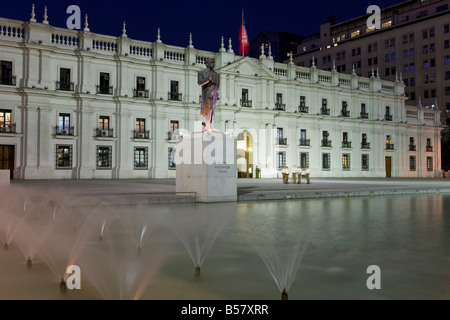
[56,81,74,91]
[96,128,114,137]
[96,85,113,95]
[360,112,369,119]
[361,142,371,149]
[298,105,309,113]
[56,126,75,136]
[321,139,332,147]
[299,139,310,146]
[0,75,16,86]
[341,110,350,117]
[342,141,352,148]
[426,146,433,152]
[386,143,395,150]
[0,123,16,133]
[240,99,252,108]
[134,130,149,139]
[274,102,286,111]
[384,114,393,121]
[133,89,149,98]
[168,92,182,101]
[168,131,181,141]
[321,108,330,115]
[277,137,287,145]
[409,145,416,151]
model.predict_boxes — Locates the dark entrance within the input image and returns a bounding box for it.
[0,145,14,179]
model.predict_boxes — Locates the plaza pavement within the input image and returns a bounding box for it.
[6,176,450,204]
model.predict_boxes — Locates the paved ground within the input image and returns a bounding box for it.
[6,177,450,204]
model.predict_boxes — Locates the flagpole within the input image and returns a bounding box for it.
[241,9,244,57]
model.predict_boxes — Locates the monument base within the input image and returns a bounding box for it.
[175,131,237,202]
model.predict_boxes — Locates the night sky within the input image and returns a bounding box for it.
[2,0,401,52]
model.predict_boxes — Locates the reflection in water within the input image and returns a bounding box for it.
[0,186,449,300]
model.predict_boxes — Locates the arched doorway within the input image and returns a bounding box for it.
[236,130,253,178]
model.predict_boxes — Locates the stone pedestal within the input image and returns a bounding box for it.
[175,131,237,202]
[0,170,10,185]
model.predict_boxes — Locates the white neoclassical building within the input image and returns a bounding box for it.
[0,10,444,180]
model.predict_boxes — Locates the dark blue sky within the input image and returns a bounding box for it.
[3,0,401,52]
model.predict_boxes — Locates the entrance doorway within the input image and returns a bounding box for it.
[0,145,14,179]
[236,130,253,178]
[385,156,391,178]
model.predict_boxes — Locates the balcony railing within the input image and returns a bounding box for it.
[133,89,149,98]
[96,128,114,137]
[385,114,393,121]
[0,76,16,86]
[321,108,330,115]
[341,110,350,117]
[361,142,371,149]
[299,139,310,146]
[0,123,16,133]
[241,99,252,108]
[409,145,416,151]
[168,92,182,101]
[56,81,74,91]
[386,143,395,150]
[321,140,332,147]
[96,85,113,95]
[342,141,352,148]
[277,137,287,145]
[298,105,309,113]
[360,112,369,119]
[168,131,181,141]
[274,102,286,111]
[134,130,149,139]
[426,146,433,152]
[56,126,75,136]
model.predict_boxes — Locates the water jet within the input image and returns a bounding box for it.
[195,265,200,277]
[26,257,32,268]
[281,288,288,300]
[59,278,67,292]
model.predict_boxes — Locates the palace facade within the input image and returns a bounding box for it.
[0,10,443,180]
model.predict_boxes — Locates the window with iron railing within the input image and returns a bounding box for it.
[322,153,330,170]
[134,147,148,169]
[361,154,369,171]
[97,72,113,94]
[97,146,112,169]
[342,154,351,170]
[409,156,416,171]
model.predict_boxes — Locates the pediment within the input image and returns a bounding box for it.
[218,57,278,80]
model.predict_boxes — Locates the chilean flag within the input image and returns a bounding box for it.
[239,9,249,56]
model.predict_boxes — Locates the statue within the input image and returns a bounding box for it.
[198,58,220,132]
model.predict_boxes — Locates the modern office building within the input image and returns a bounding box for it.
[290,0,450,168]
[0,6,442,180]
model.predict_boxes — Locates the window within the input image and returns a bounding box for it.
[361,133,369,148]
[300,129,307,145]
[300,96,306,107]
[322,153,330,170]
[424,60,429,69]
[382,21,392,28]
[446,71,450,80]
[0,109,12,129]
[58,68,72,91]
[275,93,285,110]
[402,35,408,44]
[98,72,112,94]
[404,64,408,73]
[360,103,368,118]
[427,157,433,171]
[361,154,369,170]
[431,89,436,98]
[423,45,428,54]
[168,147,176,169]
[342,154,350,170]
[445,40,449,49]
[134,147,148,169]
[341,101,349,117]
[169,80,182,101]
[135,77,148,98]
[56,145,72,169]
[423,30,428,39]
[446,87,450,96]
[424,75,429,84]
[391,53,396,61]
[58,113,71,134]
[169,120,179,139]
[0,60,14,85]
[445,24,449,34]
[277,128,286,145]
[409,137,415,151]
[430,74,436,83]
[135,118,146,138]
[410,48,415,56]
[97,146,112,169]
[241,89,251,107]
[429,28,434,37]
[403,50,408,58]
[385,54,390,62]
[277,152,286,169]
[322,130,331,147]
[430,43,435,53]
[410,92,416,101]
[445,56,450,65]
[409,156,416,171]
[321,99,329,115]
[99,116,109,130]
[299,152,309,169]
[410,77,415,86]
[430,58,435,68]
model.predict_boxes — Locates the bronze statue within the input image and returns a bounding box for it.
[198,58,220,132]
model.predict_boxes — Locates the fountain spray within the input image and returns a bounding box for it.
[26,257,32,268]
[3,243,8,250]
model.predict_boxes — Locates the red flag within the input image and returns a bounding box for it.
[239,9,249,56]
